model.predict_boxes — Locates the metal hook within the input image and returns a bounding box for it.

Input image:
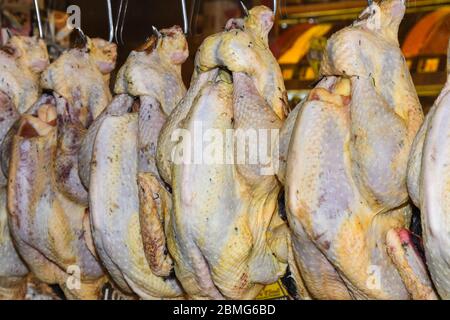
[152,26,162,38]
[47,3,55,43]
[107,0,114,42]
[76,28,87,42]
[73,27,88,48]
[33,0,43,38]
[5,28,12,39]
[115,0,129,45]
[119,0,129,45]
[240,1,249,17]
[180,0,189,34]
[189,0,201,36]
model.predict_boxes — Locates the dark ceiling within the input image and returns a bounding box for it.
[46,0,261,84]
[47,0,200,83]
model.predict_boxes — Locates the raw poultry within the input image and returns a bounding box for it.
[0,1,449,302]
[88,26,187,299]
[157,6,289,299]
[0,35,50,186]
[7,35,117,299]
[0,35,49,299]
[284,0,436,299]
[157,6,289,183]
[406,41,450,299]
[40,36,117,124]
[0,35,49,114]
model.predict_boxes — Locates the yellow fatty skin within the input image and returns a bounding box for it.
[127,213,148,271]
[0,277,27,300]
[138,173,173,277]
[211,215,254,300]
[333,215,374,297]
[40,38,115,120]
[287,0,429,300]
[8,125,107,299]
[47,201,77,267]
[195,6,287,120]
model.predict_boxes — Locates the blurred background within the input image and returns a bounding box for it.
[0,0,449,111]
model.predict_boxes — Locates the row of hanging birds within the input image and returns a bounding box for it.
[0,1,449,300]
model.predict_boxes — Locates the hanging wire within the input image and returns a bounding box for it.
[280,0,288,17]
[120,0,128,44]
[47,1,55,43]
[240,1,249,16]
[152,25,162,38]
[180,0,189,34]
[33,0,43,38]
[114,0,128,45]
[73,26,87,47]
[189,0,201,36]
[107,0,114,42]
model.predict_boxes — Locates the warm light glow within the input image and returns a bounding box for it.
[278,24,332,65]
